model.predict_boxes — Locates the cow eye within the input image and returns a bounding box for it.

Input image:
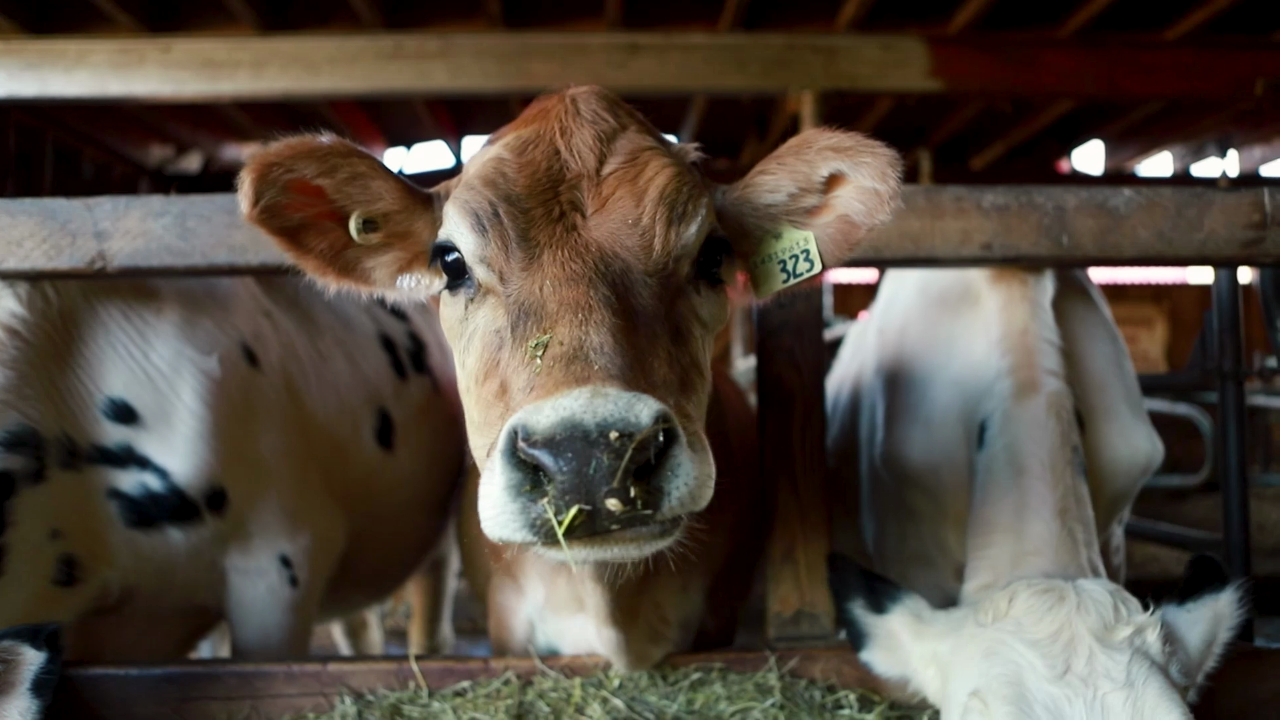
[694,235,731,287]
[431,242,470,292]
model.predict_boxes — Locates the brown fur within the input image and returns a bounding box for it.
[239,85,902,668]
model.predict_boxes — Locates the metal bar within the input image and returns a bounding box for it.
[1213,265,1253,641]
[1125,516,1222,556]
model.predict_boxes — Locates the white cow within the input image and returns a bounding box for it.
[0,276,464,661]
[825,268,1246,719]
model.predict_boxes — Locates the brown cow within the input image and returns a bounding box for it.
[238,85,902,669]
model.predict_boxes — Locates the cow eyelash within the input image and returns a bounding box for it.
[431,241,471,292]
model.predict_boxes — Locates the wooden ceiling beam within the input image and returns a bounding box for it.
[1163,0,1240,42]
[969,99,1077,172]
[677,0,750,143]
[604,0,624,30]
[835,0,876,32]
[946,0,998,36]
[4,34,1280,100]
[220,0,262,32]
[409,99,461,160]
[924,99,986,149]
[739,92,798,167]
[0,11,26,34]
[88,0,148,33]
[1106,101,1254,171]
[853,96,896,134]
[322,101,388,154]
[1054,0,1118,39]
[346,0,383,29]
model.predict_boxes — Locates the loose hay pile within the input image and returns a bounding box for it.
[294,659,936,719]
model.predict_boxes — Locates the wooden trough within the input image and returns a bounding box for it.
[1,183,1275,718]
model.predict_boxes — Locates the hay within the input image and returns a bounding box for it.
[292,658,936,720]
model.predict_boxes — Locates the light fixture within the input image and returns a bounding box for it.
[402,140,457,174]
[1069,138,1106,177]
[460,134,490,164]
[1134,150,1174,178]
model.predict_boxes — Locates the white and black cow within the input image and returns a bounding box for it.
[825,268,1246,719]
[0,276,464,661]
[0,623,60,720]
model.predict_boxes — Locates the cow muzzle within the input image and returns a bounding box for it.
[478,386,706,561]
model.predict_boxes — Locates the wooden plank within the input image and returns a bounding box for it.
[1055,0,1120,38]
[1163,0,1240,42]
[968,99,1077,172]
[946,0,998,35]
[759,91,835,645]
[0,193,283,276]
[45,649,888,720]
[759,288,835,641]
[41,639,1276,718]
[0,186,1275,277]
[2,33,1280,100]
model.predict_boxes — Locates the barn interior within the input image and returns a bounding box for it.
[2,0,1280,716]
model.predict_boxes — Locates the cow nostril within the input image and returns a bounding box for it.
[513,427,553,494]
[625,422,676,487]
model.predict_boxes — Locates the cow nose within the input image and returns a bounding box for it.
[511,413,678,540]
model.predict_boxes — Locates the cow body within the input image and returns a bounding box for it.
[240,85,903,669]
[826,268,1245,719]
[0,276,463,661]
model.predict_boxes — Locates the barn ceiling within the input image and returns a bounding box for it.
[1,0,1279,197]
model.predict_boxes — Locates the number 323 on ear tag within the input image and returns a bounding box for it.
[746,226,824,298]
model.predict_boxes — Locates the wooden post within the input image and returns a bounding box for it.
[762,89,837,645]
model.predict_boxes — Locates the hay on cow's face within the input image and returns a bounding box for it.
[292,657,937,719]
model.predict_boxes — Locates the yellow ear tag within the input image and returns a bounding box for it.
[746,226,824,298]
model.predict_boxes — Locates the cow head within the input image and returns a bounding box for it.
[239,86,900,563]
[829,553,1246,719]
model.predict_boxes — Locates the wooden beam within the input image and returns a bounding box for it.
[1093,100,1168,140]
[969,99,1077,172]
[740,93,798,167]
[484,0,504,27]
[763,89,835,646]
[1,186,1276,277]
[925,98,986,148]
[87,0,148,32]
[603,0,624,29]
[1107,101,1253,171]
[346,0,383,29]
[946,0,997,35]
[1055,0,1119,38]
[678,0,750,143]
[3,34,1280,100]
[677,94,708,143]
[321,101,388,155]
[1163,0,1240,42]
[220,0,262,32]
[835,0,875,32]
[0,11,26,34]
[852,96,896,134]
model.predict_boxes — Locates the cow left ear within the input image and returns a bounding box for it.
[713,128,902,296]
[238,134,455,299]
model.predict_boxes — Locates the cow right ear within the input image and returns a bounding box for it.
[238,134,454,299]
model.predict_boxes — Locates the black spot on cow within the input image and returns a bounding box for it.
[51,553,80,588]
[88,443,203,530]
[100,397,140,426]
[203,485,228,516]
[55,434,81,471]
[48,529,62,542]
[278,554,299,589]
[976,420,988,451]
[405,331,432,380]
[241,342,260,370]
[379,333,408,382]
[0,470,13,538]
[0,424,46,485]
[377,299,409,323]
[106,486,202,530]
[375,407,395,452]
